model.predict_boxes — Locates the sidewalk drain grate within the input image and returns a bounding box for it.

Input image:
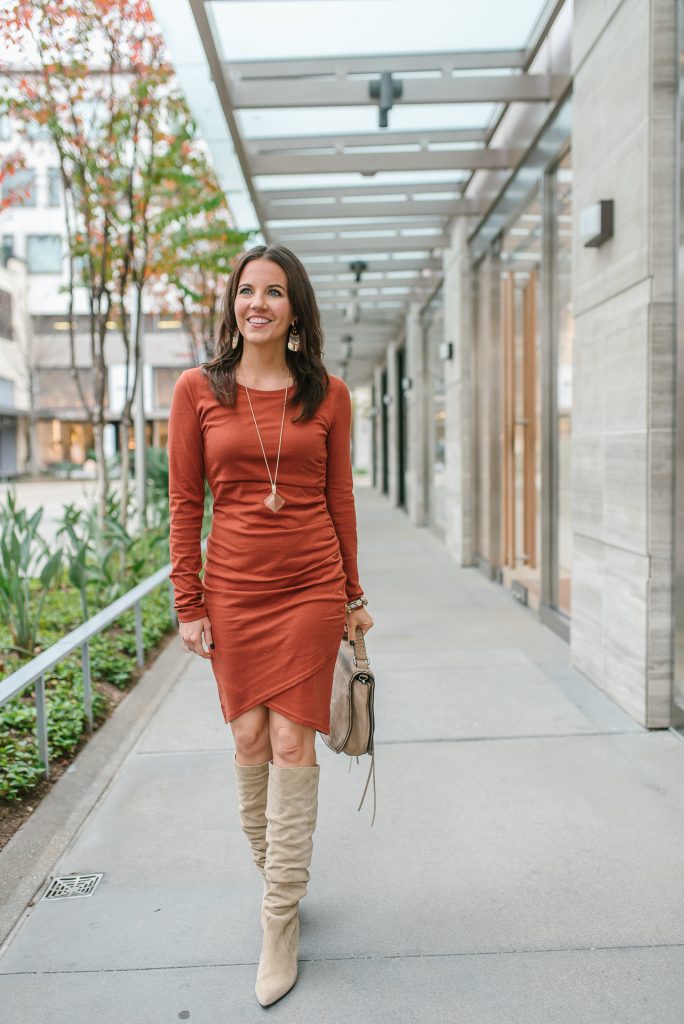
[42,873,104,901]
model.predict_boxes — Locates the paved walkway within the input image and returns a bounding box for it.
[1,488,684,1022]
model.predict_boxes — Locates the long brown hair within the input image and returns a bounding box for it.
[201,244,329,422]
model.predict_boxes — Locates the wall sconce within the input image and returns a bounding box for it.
[401,376,413,394]
[439,341,453,361]
[580,200,614,247]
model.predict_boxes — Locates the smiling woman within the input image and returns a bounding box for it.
[167,243,373,1007]
[234,262,295,350]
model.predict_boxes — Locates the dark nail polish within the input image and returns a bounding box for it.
[210,643,215,649]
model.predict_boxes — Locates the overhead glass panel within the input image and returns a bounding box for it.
[210,0,549,60]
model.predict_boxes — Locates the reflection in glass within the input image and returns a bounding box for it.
[423,287,446,536]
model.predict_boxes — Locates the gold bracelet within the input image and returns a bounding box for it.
[345,596,368,613]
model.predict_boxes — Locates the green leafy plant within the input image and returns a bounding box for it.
[0,488,62,655]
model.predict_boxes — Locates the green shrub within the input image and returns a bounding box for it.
[0,680,108,801]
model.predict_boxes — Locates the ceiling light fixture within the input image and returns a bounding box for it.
[369,72,403,129]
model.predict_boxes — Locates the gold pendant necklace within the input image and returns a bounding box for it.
[239,370,290,513]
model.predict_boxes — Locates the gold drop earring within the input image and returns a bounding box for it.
[231,328,240,349]
[287,322,301,352]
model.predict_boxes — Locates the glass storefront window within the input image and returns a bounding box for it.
[422,287,446,537]
[500,191,543,607]
[36,419,94,465]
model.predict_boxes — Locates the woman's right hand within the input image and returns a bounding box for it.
[179,616,214,659]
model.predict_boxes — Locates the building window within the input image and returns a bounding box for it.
[0,289,13,341]
[1,236,13,266]
[35,368,100,411]
[47,167,62,207]
[27,235,62,274]
[154,367,185,408]
[2,169,36,207]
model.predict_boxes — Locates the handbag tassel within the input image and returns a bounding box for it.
[355,745,376,827]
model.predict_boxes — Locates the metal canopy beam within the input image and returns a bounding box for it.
[275,234,448,253]
[262,181,466,202]
[313,282,418,292]
[304,257,441,275]
[246,127,489,153]
[224,49,528,77]
[228,74,565,109]
[270,218,444,235]
[265,199,482,220]
[252,148,514,175]
[187,0,269,234]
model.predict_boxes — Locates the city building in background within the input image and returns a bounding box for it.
[0,256,30,477]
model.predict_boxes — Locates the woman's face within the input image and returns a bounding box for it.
[234,258,295,349]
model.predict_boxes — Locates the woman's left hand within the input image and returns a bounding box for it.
[346,606,374,642]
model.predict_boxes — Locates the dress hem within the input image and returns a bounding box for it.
[219,642,341,727]
[262,701,329,733]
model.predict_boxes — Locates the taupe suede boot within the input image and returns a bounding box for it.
[233,756,270,878]
[255,761,320,1007]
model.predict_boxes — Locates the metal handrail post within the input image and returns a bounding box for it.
[134,601,144,667]
[81,641,93,732]
[34,674,49,780]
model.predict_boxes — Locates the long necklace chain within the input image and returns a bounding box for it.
[239,369,291,513]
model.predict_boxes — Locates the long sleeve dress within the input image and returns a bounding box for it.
[167,366,364,733]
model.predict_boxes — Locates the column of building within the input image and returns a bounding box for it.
[571,0,677,726]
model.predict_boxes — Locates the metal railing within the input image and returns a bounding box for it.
[0,564,178,780]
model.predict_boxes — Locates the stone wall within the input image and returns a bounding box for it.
[572,0,677,725]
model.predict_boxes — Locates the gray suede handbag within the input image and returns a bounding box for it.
[320,624,376,825]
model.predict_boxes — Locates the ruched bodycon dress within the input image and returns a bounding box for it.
[167,367,364,733]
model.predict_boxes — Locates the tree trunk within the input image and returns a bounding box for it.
[93,418,108,547]
[119,416,131,529]
[22,411,39,476]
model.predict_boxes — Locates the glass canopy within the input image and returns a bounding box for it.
[150,0,559,382]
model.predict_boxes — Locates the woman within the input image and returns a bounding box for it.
[167,244,374,1007]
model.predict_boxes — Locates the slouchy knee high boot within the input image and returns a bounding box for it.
[255,761,320,1007]
[233,756,270,877]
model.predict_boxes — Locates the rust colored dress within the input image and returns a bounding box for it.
[167,367,363,733]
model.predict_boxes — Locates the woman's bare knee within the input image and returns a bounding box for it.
[231,707,271,764]
[269,713,316,767]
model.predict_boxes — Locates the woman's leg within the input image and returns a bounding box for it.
[230,706,272,878]
[230,704,272,765]
[256,708,320,1006]
[268,708,316,767]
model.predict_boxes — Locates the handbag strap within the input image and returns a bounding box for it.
[351,625,370,670]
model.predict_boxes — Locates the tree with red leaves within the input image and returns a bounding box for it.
[0,0,248,533]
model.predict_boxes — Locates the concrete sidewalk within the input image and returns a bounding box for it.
[1,488,684,1023]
